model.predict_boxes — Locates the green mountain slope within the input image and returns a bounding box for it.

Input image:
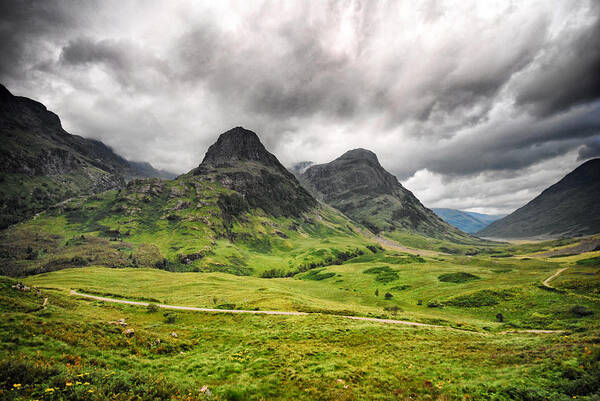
[0,128,373,277]
[300,149,481,247]
[478,158,600,239]
[433,208,506,233]
[0,84,175,228]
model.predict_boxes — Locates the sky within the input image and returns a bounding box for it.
[1,0,599,214]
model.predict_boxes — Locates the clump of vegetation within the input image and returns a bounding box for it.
[571,305,593,317]
[147,303,160,313]
[301,269,336,281]
[363,266,399,283]
[438,272,480,283]
[576,256,600,267]
[427,300,443,308]
[163,312,177,324]
[384,292,393,299]
[389,284,410,291]
[444,289,515,307]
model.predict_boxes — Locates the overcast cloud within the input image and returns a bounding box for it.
[1,0,599,214]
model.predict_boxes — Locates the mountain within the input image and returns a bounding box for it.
[301,148,476,243]
[0,84,175,228]
[189,127,317,217]
[0,127,369,277]
[478,158,600,239]
[433,208,506,234]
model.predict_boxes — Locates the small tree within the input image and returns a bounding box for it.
[375,289,379,297]
[496,313,504,322]
[147,303,159,313]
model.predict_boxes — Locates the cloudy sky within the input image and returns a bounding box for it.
[1,0,599,214]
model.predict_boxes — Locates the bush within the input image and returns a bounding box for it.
[384,292,393,299]
[438,272,480,283]
[163,312,177,324]
[147,303,159,313]
[427,300,443,308]
[576,256,600,267]
[571,305,593,317]
[364,266,399,283]
[301,269,335,281]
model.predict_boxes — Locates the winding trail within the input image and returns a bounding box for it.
[69,290,563,334]
[542,267,568,289]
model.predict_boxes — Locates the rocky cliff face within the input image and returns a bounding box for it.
[302,148,472,241]
[0,84,174,228]
[478,158,600,239]
[191,127,317,217]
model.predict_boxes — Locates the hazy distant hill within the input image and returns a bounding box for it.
[478,158,600,239]
[433,208,506,234]
[0,84,174,228]
[301,149,477,243]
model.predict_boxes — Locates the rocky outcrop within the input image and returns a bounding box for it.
[302,148,472,241]
[191,127,317,217]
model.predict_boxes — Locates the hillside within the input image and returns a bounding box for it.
[478,158,600,239]
[301,149,480,247]
[0,127,372,277]
[433,208,506,233]
[0,84,174,228]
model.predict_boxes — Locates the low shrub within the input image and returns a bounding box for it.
[438,272,480,283]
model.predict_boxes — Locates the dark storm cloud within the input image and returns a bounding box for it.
[515,5,600,117]
[60,37,171,91]
[1,1,600,213]
[0,0,75,79]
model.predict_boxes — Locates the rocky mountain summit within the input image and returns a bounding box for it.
[478,158,600,239]
[0,84,174,228]
[302,148,473,241]
[191,127,316,217]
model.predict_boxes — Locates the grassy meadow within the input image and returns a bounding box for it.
[0,239,598,400]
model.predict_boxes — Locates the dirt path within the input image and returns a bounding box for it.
[70,290,308,315]
[373,235,441,257]
[542,267,568,288]
[70,290,563,335]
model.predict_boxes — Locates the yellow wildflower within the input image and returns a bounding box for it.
[12,384,21,389]
[45,388,54,392]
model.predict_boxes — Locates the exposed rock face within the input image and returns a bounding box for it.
[302,148,470,240]
[478,158,600,239]
[200,127,282,168]
[0,83,175,228]
[191,127,317,217]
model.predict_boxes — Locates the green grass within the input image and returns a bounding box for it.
[1,269,599,400]
[0,177,374,278]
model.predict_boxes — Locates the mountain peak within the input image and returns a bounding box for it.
[339,148,379,163]
[200,127,280,168]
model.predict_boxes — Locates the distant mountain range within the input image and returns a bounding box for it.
[478,158,600,239]
[432,208,506,234]
[0,84,175,228]
[299,149,477,243]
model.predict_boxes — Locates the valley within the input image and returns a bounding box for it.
[0,97,598,400]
